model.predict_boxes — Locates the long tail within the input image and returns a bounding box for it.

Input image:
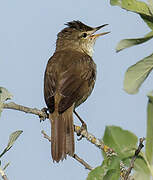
[49,105,74,162]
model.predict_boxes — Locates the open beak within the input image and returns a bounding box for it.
[90,24,110,38]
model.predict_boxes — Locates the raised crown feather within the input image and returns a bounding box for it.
[65,20,93,32]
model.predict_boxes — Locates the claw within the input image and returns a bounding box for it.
[40,107,49,122]
[77,135,84,141]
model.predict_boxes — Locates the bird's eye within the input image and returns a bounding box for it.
[82,33,87,38]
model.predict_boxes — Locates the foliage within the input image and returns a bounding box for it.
[87,157,120,180]
[86,124,152,180]
[87,1,153,179]
[111,0,153,94]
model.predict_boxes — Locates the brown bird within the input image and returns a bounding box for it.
[44,20,109,162]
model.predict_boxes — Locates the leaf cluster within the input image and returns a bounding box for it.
[87,92,153,180]
[86,1,153,179]
[112,0,153,94]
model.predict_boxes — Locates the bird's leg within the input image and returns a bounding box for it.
[74,110,87,140]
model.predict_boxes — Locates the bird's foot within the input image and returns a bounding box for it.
[74,110,87,141]
[39,107,49,122]
[77,125,87,141]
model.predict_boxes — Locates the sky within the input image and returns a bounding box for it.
[0,0,153,179]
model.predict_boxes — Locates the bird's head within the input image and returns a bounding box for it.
[56,20,110,57]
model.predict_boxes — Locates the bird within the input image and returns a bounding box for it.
[44,20,109,162]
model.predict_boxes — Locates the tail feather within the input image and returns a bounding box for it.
[65,112,74,156]
[49,106,74,162]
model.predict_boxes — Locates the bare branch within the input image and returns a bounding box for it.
[124,137,145,180]
[3,102,115,156]
[120,162,134,180]
[72,154,93,171]
[74,125,116,157]
[2,101,127,173]
[3,102,48,121]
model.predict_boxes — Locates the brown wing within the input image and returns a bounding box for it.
[57,50,96,113]
[44,50,96,114]
[44,57,57,113]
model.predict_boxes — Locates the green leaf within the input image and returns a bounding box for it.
[147,90,153,103]
[146,92,153,165]
[110,0,152,16]
[103,156,120,180]
[6,130,23,151]
[133,171,151,180]
[102,126,137,159]
[134,155,150,175]
[0,130,23,158]
[102,126,150,175]
[148,0,153,14]
[141,14,153,30]
[124,53,153,94]
[121,0,151,16]
[110,0,153,30]
[0,105,2,117]
[103,169,120,180]
[116,31,153,52]
[121,153,150,175]
[110,0,121,6]
[87,157,120,180]
[86,166,105,180]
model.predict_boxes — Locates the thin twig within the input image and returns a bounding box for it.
[41,130,93,170]
[72,154,93,171]
[124,137,145,180]
[41,130,51,142]
[0,166,8,180]
[120,162,134,180]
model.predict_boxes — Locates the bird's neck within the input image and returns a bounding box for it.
[56,39,94,57]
